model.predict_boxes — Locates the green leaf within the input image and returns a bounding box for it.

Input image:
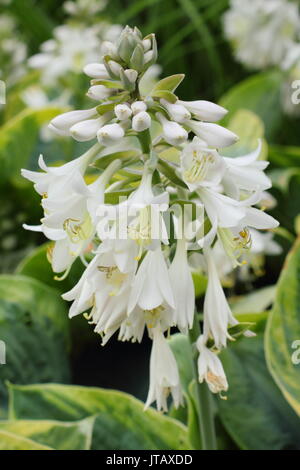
[16,243,84,294]
[8,383,192,450]
[93,149,142,170]
[157,159,188,188]
[219,71,282,140]
[0,107,67,184]
[0,418,94,450]
[0,275,70,407]
[151,90,177,103]
[191,272,207,298]
[220,109,268,158]
[0,430,52,450]
[168,333,194,394]
[265,237,300,416]
[269,145,300,168]
[230,286,276,314]
[151,74,184,93]
[218,330,300,450]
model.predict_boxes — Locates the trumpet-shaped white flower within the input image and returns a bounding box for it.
[178,100,227,122]
[63,238,138,344]
[203,247,238,349]
[169,239,195,333]
[197,335,228,394]
[180,137,226,191]
[145,327,183,411]
[222,140,271,197]
[128,245,175,313]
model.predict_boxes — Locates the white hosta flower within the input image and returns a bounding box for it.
[203,247,238,349]
[124,68,138,84]
[114,103,132,121]
[223,0,300,69]
[197,335,228,395]
[222,140,271,197]
[180,137,226,191]
[132,111,151,132]
[28,24,121,85]
[131,100,147,115]
[118,307,146,343]
[21,148,93,196]
[23,156,120,273]
[145,327,183,411]
[49,108,97,137]
[87,85,113,101]
[70,117,106,142]
[178,100,227,122]
[160,99,191,123]
[98,168,169,254]
[128,245,175,313]
[83,62,109,79]
[97,123,125,146]
[62,239,137,344]
[169,239,194,333]
[156,112,188,146]
[186,119,238,148]
[64,0,107,17]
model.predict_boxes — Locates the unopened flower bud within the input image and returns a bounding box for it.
[87,85,112,101]
[186,120,238,148]
[101,41,118,59]
[156,112,188,146]
[108,60,122,78]
[178,100,228,122]
[131,100,147,115]
[142,38,151,52]
[114,103,132,121]
[49,108,97,136]
[124,69,138,83]
[160,99,191,123]
[144,50,154,64]
[132,111,151,132]
[70,117,104,142]
[97,123,125,146]
[83,63,109,79]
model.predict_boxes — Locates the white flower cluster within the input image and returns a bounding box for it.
[22,26,279,411]
[223,0,300,70]
[0,14,27,84]
[28,23,122,86]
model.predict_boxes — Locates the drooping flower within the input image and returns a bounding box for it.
[145,326,183,411]
[197,335,228,395]
[202,247,238,349]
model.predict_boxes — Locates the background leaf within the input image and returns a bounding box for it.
[0,417,94,450]
[218,328,300,450]
[0,275,70,409]
[8,383,193,450]
[265,237,300,416]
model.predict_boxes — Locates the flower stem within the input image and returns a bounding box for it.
[189,318,217,450]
